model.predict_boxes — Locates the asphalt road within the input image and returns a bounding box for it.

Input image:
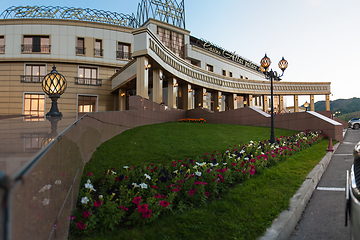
[288,129,360,240]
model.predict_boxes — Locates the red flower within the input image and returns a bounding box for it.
[76,220,86,230]
[114,177,119,181]
[94,201,103,207]
[151,185,158,189]
[83,211,91,218]
[132,196,142,205]
[172,188,180,192]
[137,204,148,213]
[161,194,166,199]
[204,191,210,197]
[159,200,170,207]
[231,163,237,167]
[142,209,152,218]
[119,205,128,211]
[154,193,161,198]
[87,172,93,176]
[188,188,196,196]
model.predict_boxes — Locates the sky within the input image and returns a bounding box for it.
[2,0,359,105]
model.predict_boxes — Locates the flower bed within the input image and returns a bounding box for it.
[70,130,325,236]
[179,118,206,123]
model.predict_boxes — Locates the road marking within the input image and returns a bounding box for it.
[316,187,345,192]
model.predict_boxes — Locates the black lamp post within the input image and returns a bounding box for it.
[42,64,67,117]
[260,54,288,144]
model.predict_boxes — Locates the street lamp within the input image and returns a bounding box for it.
[42,64,67,117]
[260,54,288,144]
[304,101,309,111]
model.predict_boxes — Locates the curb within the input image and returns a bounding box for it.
[259,141,340,240]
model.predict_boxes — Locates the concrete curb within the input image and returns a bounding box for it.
[259,141,340,240]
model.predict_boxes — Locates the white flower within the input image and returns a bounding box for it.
[81,197,89,204]
[123,166,129,169]
[111,171,117,175]
[210,163,219,167]
[173,170,178,174]
[55,180,61,185]
[223,163,227,165]
[85,182,93,189]
[42,198,50,206]
[195,171,202,177]
[99,195,103,199]
[87,179,91,184]
[139,183,148,189]
[193,165,198,169]
[39,184,51,193]
[144,174,151,180]
[244,157,249,161]
[132,183,140,188]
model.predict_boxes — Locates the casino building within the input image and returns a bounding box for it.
[0,0,331,121]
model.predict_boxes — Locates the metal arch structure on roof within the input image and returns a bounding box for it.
[136,0,185,28]
[0,6,138,28]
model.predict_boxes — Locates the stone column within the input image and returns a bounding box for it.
[279,95,284,112]
[167,78,177,108]
[180,84,192,110]
[294,95,299,112]
[263,95,268,112]
[227,94,236,109]
[214,91,220,111]
[195,87,204,108]
[325,94,330,111]
[248,95,253,107]
[152,69,163,104]
[118,88,126,111]
[136,56,149,99]
[310,94,315,111]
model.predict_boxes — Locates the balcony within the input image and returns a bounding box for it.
[75,77,102,86]
[20,75,45,83]
[116,51,131,60]
[21,44,51,53]
[94,48,103,57]
[76,47,85,55]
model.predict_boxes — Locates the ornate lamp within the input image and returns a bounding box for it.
[260,53,288,144]
[42,64,67,117]
[304,101,309,111]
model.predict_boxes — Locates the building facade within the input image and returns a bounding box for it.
[0,1,331,121]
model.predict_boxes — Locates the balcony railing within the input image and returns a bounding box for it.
[0,45,4,53]
[116,51,131,60]
[94,48,103,57]
[21,45,51,53]
[75,77,102,86]
[76,47,86,55]
[20,75,45,83]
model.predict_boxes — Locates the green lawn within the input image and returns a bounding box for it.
[74,123,328,240]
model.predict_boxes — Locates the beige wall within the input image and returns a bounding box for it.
[0,62,116,115]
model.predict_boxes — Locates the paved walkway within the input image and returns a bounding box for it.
[288,129,360,240]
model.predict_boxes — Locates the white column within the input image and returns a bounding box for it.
[153,69,163,104]
[136,57,149,99]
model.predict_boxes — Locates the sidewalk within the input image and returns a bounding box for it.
[261,129,357,240]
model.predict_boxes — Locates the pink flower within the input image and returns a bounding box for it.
[132,196,142,205]
[137,204,148,213]
[154,193,162,198]
[159,200,170,207]
[94,201,103,207]
[206,168,212,173]
[188,188,196,196]
[83,211,91,218]
[87,172,93,176]
[231,162,237,167]
[76,220,86,230]
[120,205,129,211]
[161,194,166,199]
[142,209,152,218]
[172,188,180,192]
[204,191,210,197]
[151,185,158,189]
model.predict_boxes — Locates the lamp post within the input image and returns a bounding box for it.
[260,54,288,144]
[304,101,309,111]
[42,64,67,117]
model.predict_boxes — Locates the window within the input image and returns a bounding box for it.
[22,36,50,53]
[206,64,213,72]
[229,72,233,77]
[76,67,102,86]
[78,95,97,113]
[157,26,184,59]
[222,70,226,76]
[0,36,4,53]
[117,42,131,60]
[94,39,103,57]
[23,93,45,121]
[21,64,46,82]
[76,37,85,55]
